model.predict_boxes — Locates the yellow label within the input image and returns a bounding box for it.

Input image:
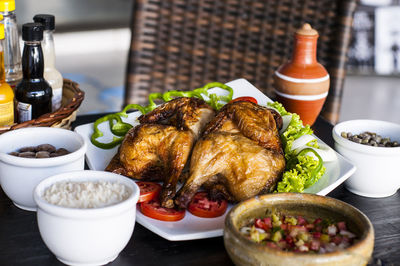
[0,101,14,126]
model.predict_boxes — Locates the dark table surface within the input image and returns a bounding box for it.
[0,114,399,266]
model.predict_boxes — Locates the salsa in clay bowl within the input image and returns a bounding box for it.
[224,193,374,266]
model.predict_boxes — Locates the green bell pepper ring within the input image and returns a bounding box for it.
[194,82,234,109]
[162,90,196,101]
[161,82,233,109]
[146,93,164,112]
[108,115,133,136]
[297,148,323,188]
[91,114,126,149]
[117,103,147,117]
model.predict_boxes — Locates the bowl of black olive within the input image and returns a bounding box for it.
[332,119,400,198]
[0,127,87,211]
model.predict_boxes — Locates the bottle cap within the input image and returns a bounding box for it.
[33,14,55,31]
[0,0,15,12]
[22,23,44,41]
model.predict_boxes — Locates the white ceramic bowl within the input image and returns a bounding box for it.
[34,170,140,266]
[333,119,400,197]
[0,127,87,211]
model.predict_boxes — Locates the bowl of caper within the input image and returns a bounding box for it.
[332,120,400,198]
[0,127,87,211]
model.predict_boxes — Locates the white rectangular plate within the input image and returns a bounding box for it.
[75,78,356,241]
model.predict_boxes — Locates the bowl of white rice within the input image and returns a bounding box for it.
[34,170,140,266]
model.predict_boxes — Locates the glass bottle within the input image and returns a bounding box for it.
[16,23,52,123]
[33,14,63,111]
[0,19,14,126]
[0,0,22,89]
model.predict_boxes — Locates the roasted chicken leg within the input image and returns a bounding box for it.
[106,97,214,208]
[175,101,286,208]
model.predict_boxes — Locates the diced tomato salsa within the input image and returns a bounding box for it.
[240,213,357,253]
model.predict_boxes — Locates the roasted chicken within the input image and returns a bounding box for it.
[106,97,214,208]
[175,101,286,208]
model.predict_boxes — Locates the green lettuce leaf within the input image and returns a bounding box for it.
[276,155,326,193]
[268,101,289,116]
[267,101,325,192]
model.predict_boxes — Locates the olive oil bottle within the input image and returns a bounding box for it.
[16,23,52,123]
[0,19,14,126]
[0,0,22,89]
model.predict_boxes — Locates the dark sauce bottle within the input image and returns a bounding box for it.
[16,23,52,123]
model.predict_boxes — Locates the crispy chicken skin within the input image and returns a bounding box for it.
[106,97,214,208]
[175,101,286,208]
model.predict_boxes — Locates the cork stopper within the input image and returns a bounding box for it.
[296,23,318,36]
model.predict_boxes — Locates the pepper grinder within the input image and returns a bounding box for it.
[273,23,330,126]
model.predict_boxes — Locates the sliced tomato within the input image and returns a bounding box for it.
[229,96,257,104]
[140,199,185,221]
[136,181,162,203]
[188,192,228,218]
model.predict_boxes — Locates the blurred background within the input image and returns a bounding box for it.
[15,0,132,115]
[13,0,400,123]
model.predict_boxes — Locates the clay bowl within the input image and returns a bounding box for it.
[224,193,374,266]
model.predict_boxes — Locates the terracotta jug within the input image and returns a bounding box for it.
[274,23,330,126]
